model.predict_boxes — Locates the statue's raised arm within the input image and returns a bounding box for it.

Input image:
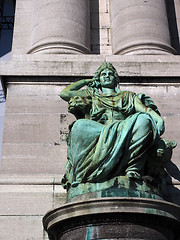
[59,78,93,102]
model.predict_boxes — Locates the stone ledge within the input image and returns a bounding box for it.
[43,197,180,228]
[0,175,64,185]
[1,55,180,77]
[43,197,180,240]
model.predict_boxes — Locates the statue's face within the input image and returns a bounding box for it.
[100,69,115,89]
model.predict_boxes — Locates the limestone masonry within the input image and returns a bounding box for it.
[0,0,180,239]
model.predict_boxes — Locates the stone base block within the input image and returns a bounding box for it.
[43,198,180,240]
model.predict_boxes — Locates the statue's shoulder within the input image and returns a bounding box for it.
[137,93,161,115]
[116,91,136,98]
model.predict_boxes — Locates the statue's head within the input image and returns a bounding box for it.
[88,62,120,93]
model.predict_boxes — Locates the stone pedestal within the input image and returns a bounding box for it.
[43,198,180,240]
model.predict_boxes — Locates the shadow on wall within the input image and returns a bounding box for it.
[166,0,180,54]
[165,161,180,205]
[90,0,100,54]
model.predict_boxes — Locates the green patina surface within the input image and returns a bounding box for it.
[67,176,163,201]
[86,225,94,240]
[145,208,169,218]
[60,63,176,199]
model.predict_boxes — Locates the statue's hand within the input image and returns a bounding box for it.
[85,78,96,88]
[84,79,94,85]
[156,119,165,136]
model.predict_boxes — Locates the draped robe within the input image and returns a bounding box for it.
[62,90,159,188]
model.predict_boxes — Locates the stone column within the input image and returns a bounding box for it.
[28,0,91,54]
[110,0,176,55]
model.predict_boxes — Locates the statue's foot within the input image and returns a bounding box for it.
[126,171,141,180]
[71,181,80,188]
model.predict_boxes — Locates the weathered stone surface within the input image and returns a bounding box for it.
[28,0,91,54]
[0,181,66,240]
[11,0,180,56]
[2,55,180,77]
[12,0,180,57]
[12,0,33,55]
[0,143,67,174]
[3,113,60,143]
[53,184,67,208]
[0,216,49,240]
[0,174,61,185]
[0,185,53,215]
[1,83,76,175]
[110,0,175,55]
[12,0,112,56]
[5,84,67,114]
[173,0,180,51]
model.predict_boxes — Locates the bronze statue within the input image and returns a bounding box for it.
[60,63,176,190]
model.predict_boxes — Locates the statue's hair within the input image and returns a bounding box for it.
[87,62,120,93]
[93,62,120,82]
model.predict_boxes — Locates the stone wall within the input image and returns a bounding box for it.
[0,0,180,239]
[1,58,180,239]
